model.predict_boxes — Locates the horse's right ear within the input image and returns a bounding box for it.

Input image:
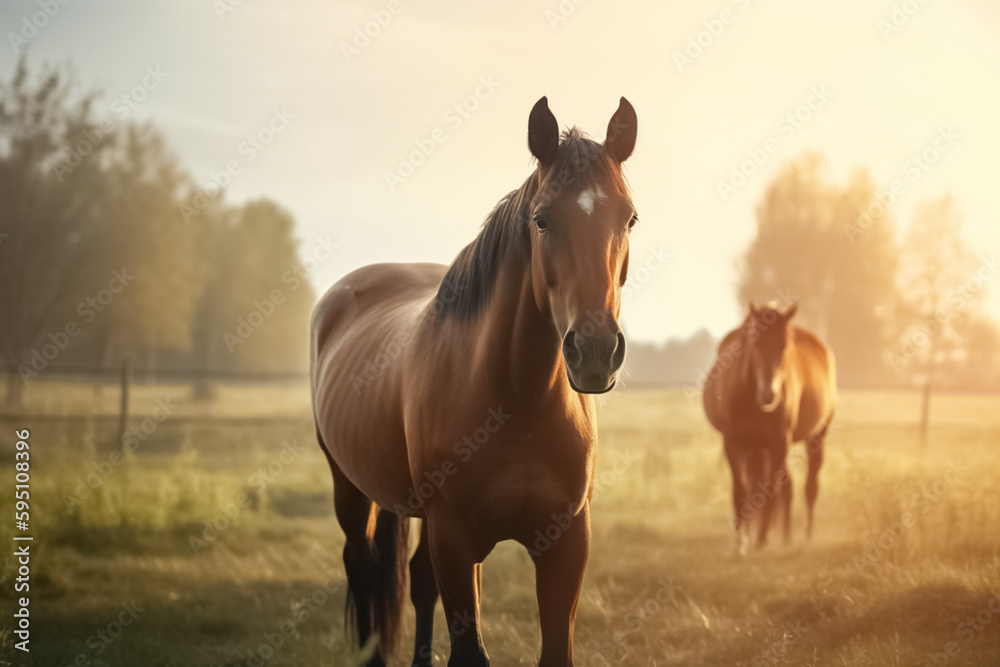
[605,97,637,163]
[528,96,559,168]
[749,303,759,318]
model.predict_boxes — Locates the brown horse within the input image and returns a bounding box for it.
[310,97,638,666]
[702,304,836,553]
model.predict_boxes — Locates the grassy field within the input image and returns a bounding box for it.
[1,382,999,666]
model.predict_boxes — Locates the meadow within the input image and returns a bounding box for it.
[0,381,998,666]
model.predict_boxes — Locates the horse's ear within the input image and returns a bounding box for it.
[604,97,637,163]
[784,303,798,321]
[528,96,559,168]
[749,303,759,318]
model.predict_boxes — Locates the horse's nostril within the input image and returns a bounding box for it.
[611,331,626,372]
[562,329,582,365]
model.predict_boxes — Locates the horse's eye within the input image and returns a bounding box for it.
[533,214,548,231]
[628,214,638,230]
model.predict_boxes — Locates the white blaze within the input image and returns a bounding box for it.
[576,185,606,215]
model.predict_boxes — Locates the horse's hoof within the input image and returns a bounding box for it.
[730,532,750,557]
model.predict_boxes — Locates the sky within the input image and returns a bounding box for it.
[2,0,998,343]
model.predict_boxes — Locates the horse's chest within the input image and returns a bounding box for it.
[422,427,595,541]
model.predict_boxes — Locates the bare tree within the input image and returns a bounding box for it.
[891,194,982,385]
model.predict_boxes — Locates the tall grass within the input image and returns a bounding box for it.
[0,386,998,665]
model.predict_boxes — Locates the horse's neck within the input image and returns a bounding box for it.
[474,257,570,405]
[737,329,756,380]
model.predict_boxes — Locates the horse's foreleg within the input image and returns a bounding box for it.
[427,520,490,667]
[409,519,438,667]
[724,436,749,555]
[780,459,793,544]
[531,501,590,667]
[746,448,767,548]
[756,437,790,549]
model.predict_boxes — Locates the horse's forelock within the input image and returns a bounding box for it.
[539,128,631,203]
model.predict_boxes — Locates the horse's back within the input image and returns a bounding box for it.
[791,326,836,442]
[310,262,448,509]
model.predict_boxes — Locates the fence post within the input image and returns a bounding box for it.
[919,381,931,447]
[118,360,131,445]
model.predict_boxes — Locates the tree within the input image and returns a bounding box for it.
[738,154,899,383]
[190,199,316,378]
[99,125,204,369]
[0,57,201,405]
[889,194,982,384]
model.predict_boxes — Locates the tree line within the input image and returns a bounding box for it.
[2,58,994,406]
[628,152,999,391]
[0,58,315,406]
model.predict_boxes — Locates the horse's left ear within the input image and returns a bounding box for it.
[784,303,798,321]
[605,97,637,163]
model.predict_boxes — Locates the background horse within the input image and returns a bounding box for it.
[311,97,638,666]
[702,304,837,552]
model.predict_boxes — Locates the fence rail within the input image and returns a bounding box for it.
[1,364,309,383]
[4,364,999,393]
[3,363,998,450]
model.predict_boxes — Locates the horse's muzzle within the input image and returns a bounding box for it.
[562,323,625,394]
[757,385,782,412]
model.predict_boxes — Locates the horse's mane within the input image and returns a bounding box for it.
[435,128,628,321]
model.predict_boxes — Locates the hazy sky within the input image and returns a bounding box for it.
[3,0,998,342]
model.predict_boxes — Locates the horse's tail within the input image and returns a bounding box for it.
[372,508,410,656]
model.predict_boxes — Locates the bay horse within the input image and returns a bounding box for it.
[310,97,638,666]
[702,304,836,553]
